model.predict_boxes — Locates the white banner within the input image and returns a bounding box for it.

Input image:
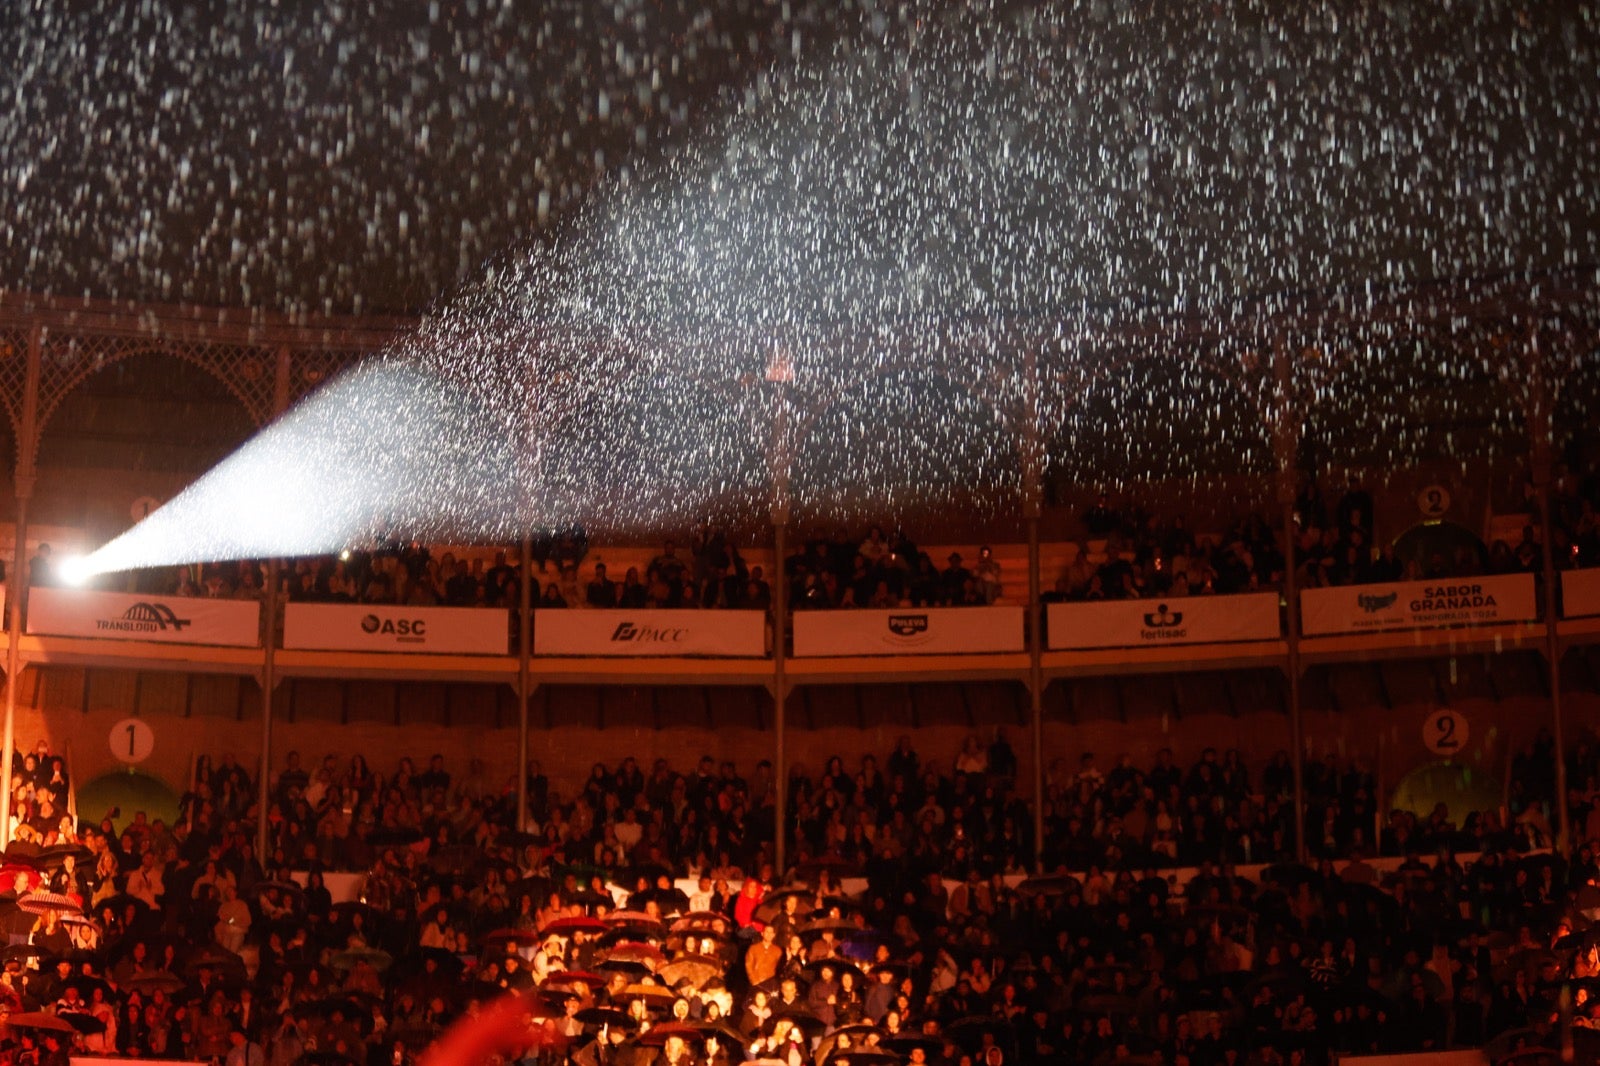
[1047,593,1280,650]
[1563,568,1600,619]
[1301,574,1537,637]
[27,588,261,647]
[284,603,509,654]
[792,606,1024,656]
[533,610,766,657]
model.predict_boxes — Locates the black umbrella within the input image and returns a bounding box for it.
[753,888,815,926]
[366,827,423,847]
[823,1050,900,1066]
[574,1007,633,1029]
[818,1023,887,1061]
[61,1012,107,1035]
[944,1015,1016,1055]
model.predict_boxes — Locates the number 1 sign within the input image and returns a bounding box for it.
[110,717,154,765]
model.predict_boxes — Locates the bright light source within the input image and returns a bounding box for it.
[339,550,351,561]
[57,555,93,587]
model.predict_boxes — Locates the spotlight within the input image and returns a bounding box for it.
[57,555,93,587]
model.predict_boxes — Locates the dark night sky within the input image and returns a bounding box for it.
[2,0,1598,317]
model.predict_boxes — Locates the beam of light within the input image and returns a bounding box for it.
[69,359,526,579]
[63,3,1600,576]
[56,555,92,587]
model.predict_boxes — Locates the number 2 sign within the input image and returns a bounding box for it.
[1423,709,1468,757]
[110,717,154,765]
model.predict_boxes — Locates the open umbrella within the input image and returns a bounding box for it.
[540,970,606,990]
[539,916,608,938]
[670,911,732,933]
[1077,992,1139,1016]
[252,879,307,911]
[619,983,678,1009]
[799,917,859,939]
[17,892,82,916]
[602,942,667,968]
[818,1023,887,1061]
[1016,873,1081,897]
[691,1021,748,1048]
[124,971,188,994]
[5,1012,77,1033]
[329,947,393,972]
[0,842,42,865]
[482,928,542,951]
[945,1015,1015,1055]
[366,827,423,847]
[597,958,652,978]
[606,911,667,935]
[754,889,816,925]
[183,943,247,977]
[803,958,865,985]
[632,1022,704,1047]
[881,1034,940,1058]
[1485,1027,1547,1063]
[35,844,93,869]
[823,1051,900,1066]
[658,954,724,989]
[61,1013,108,1035]
[574,1007,633,1029]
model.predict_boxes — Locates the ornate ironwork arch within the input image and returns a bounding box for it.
[30,333,279,453]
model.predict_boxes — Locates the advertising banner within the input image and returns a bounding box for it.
[791,606,1024,657]
[533,610,766,657]
[1300,573,1537,637]
[1563,568,1600,619]
[1047,593,1280,650]
[27,588,261,647]
[284,603,509,654]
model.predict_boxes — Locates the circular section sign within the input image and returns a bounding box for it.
[1422,708,1468,757]
[1417,485,1451,519]
[110,717,155,765]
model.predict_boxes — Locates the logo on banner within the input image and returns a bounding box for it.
[1138,604,1187,640]
[1357,592,1399,613]
[360,614,427,642]
[880,614,936,647]
[887,615,929,637]
[97,602,191,634]
[610,621,687,643]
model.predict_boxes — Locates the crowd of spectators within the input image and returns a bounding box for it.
[48,455,1598,617]
[4,731,1596,1066]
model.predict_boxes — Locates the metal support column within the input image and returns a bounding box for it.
[1282,498,1307,863]
[1,324,43,849]
[1027,514,1045,871]
[1017,348,1049,871]
[772,518,788,877]
[1272,339,1307,863]
[517,532,533,834]
[256,347,293,861]
[1527,324,1569,853]
[256,556,280,860]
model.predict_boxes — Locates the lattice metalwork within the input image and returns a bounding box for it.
[0,329,30,449]
[31,333,279,454]
[287,349,372,409]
